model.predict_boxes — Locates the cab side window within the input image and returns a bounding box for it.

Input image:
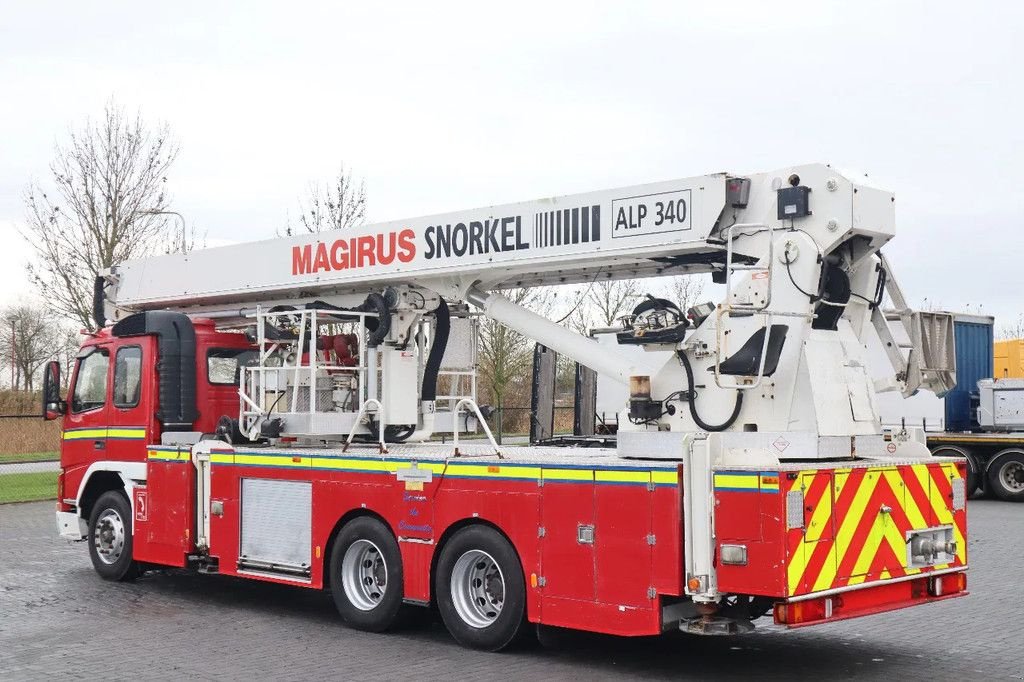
[113,346,142,408]
[208,348,258,385]
[71,349,110,413]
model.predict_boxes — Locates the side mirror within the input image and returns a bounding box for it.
[42,360,65,420]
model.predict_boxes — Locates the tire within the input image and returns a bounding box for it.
[87,490,141,581]
[329,517,405,632]
[435,525,526,651]
[932,446,980,496]
[987,449,1024,502]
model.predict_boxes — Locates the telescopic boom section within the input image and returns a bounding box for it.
[102,172,735,320]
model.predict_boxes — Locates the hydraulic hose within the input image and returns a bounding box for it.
[421,298,450,402]
[676,349,743,432]
[358,292,391,347]
[92,276,106,330]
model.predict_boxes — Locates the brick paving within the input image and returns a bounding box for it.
[0,499,1021,681]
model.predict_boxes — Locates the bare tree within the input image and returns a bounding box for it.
[0,303,78,391]
[1000,313,1024,340]
[286,165,366,235]
[663,274,708,314]
[478,287,552,414]
[21,100,180,329]
[587,278,641,327]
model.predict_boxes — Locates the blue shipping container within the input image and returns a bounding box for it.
[944,314,994,431]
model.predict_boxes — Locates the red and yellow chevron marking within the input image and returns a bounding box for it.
[785,461,967,596]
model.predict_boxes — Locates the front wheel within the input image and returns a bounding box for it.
[988,449,1024,502]
[87,491,141,581]
[435,525,527,651]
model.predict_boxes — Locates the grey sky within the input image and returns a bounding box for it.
[1,1,1021,327]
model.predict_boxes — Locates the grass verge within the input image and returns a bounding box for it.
[0,451,59,464]
[0,471,58,504]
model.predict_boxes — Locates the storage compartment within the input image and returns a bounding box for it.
[239,478,312,576]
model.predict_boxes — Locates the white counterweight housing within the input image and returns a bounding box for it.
[101,163,952,462]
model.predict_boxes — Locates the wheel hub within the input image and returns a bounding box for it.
[341,539,388,611]
[93,509,125,565]
[450,549,505,629]
[999,460,1024,492]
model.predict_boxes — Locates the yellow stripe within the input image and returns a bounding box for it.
[543,468,593,482]
[651,470,678,486]
[233,453,310,468]
[596,469,650,484]
[106,428,146,439]
[928,435,1020,444]
[714,473,759,490]
[63,429,108,440]
[447,464,542,480]
[63,427,147,440]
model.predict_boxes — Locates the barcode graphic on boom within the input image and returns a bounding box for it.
[533,205,600,248]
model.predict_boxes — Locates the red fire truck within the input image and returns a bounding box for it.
[47,165,967,651]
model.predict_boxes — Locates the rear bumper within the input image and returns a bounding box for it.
[774,569,968,627]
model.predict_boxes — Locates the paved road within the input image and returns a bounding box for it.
[0,461,58,475]
[0,499,1021,681]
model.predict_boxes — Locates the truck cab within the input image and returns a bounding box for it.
[50,314,253,540]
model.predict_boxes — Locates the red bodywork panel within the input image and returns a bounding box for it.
[147,446,681,636]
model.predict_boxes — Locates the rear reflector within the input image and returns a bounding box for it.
[952,477,966,510]
[786,489,804,529]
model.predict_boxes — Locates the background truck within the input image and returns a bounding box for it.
[870,313,1024,501]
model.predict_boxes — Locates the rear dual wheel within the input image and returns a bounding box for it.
[988,449,1024,502]
[435,525,527,651]
[329,517,405,632]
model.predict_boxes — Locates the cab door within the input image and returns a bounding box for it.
[62,344,113,472]
[106,340,154,462]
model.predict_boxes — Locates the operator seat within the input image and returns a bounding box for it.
[715,325,788,377]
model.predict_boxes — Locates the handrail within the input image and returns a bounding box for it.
[723,222,773,313]
[715,222,773,391]
[343,398,387,454]
[452,398,502,458]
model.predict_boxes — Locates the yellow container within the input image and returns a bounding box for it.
[994,338,1024,378]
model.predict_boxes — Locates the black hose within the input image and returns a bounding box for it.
[92,276,106,330]
[358,293,391,347]
[676,350,743,432]
[421,299,450,401]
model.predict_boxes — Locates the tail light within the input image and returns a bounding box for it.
[928,571,967,597]
[774,597,836,625]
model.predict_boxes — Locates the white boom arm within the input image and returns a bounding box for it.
[102,163,949,461]
[105,173,733,318]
